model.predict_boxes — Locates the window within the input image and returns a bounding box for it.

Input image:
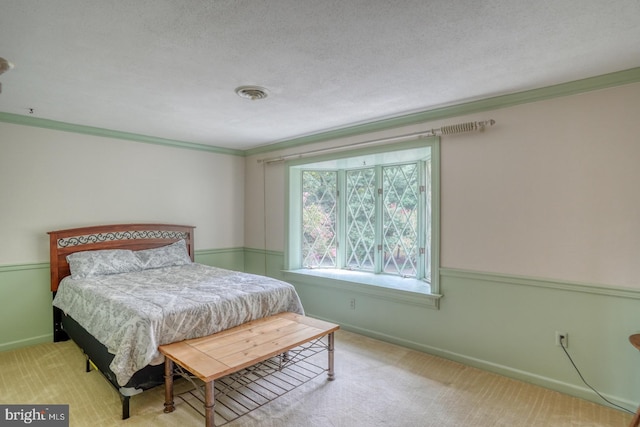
[302,170,337,268]
[286,138,440,297]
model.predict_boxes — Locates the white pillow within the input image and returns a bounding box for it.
[67,249,142,279]
[135,240,192,269]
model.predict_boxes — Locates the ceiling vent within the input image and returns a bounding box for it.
[235,85,269,100]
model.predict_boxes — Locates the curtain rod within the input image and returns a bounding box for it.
[258,119,495,164]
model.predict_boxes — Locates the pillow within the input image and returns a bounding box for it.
[134,239,192,270]
[67,249,142,279]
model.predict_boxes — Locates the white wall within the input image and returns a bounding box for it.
[0,122,245,264]
[441,84,640,288]
[246,82,640,289]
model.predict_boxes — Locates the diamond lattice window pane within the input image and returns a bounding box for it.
[346,168,376,271]
[382,164,419,276]
[302,171,337,268]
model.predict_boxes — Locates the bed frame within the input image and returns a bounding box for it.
[48,223,195,419]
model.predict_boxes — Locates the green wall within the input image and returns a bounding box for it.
[2,248,639,411]
[0,263,51,351]
[244,249,640,412]
[0,249,245,352]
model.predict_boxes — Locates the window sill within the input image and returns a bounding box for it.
[283,268,442,309]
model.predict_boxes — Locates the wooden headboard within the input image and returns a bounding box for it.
[48,223,195,292]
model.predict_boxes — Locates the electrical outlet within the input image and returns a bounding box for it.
[555,331,568,348]
[349,298,356,310]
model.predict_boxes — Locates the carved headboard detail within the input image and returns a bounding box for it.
[48,223,195,292]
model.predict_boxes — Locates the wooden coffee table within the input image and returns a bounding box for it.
[159,312,339,427]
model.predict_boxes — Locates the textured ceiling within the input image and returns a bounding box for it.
[1,0,639,150]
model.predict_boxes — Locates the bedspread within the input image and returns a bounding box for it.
[52,263,305,386]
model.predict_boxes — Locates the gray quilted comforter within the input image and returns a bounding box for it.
[53,263,304,386]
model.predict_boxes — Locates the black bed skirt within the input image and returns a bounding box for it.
[58,309,165,392]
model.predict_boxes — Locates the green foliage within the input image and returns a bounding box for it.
[302,161,428,277]
[302,171,337,267]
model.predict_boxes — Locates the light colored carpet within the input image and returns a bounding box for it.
[0,330,633,426]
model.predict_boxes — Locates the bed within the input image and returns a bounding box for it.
[48,223,304,419]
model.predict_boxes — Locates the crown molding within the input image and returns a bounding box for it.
[2,67,638,157]
[246,67,640,157]
[0,112,244,156]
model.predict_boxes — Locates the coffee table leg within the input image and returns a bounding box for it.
[328,332,335,381]
[164,358,175,413]
[204,380,215,427]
